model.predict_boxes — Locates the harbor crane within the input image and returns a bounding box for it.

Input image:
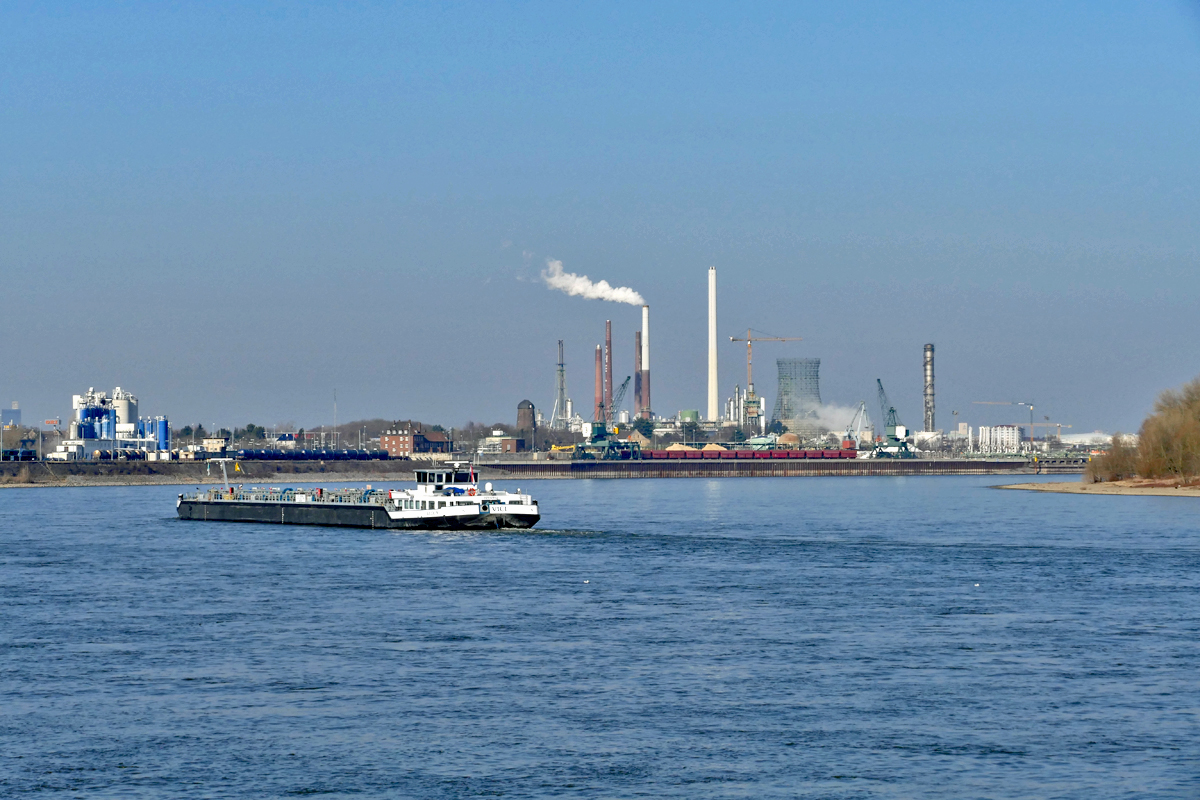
[876,379,903,433]
[845,401,872,447]
[874,379,915,457]
[729,329,802,424]
[579,375,641,460]
[605,375,632,424]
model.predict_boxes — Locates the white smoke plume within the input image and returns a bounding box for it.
[812,404,862,432]
[541,259,644,306]
[793,403,870,434]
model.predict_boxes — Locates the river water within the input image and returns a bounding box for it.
[2,476,1198,798]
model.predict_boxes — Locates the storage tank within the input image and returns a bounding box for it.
[99,409,116,439]
[157,419,170,452]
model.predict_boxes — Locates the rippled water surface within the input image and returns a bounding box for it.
[2,476,1198,798]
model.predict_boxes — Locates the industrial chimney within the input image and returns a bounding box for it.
[640,304,651,419]
[604,320,613,414]
[923,343,935,432]
[707,266,718,421]
[634,330,642,416]
[594,345,603,422]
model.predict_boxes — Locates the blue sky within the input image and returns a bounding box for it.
[3,2,1199,432]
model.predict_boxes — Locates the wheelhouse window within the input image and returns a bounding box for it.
[454,471,471,483]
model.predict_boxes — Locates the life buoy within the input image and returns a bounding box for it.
[468,488,476,496]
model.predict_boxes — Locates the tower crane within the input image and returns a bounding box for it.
[973,401,1035,442]
[728,329,802,425]
[1029,422,1072,440]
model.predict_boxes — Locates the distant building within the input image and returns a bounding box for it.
[203,437,229,453]
[977,425,1024,453]
[478,429,526,454]
[1,402,19,428]
[381,426,452,458]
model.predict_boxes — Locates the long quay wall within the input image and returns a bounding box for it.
[475,458,1080,479]
[0,459,418,487]
[1,456,1084,486]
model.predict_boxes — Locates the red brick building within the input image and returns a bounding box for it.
[380,427,452,458]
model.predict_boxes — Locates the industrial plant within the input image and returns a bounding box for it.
[44,387,171,461]
[0,268,1094,470]
[527,266,1088,463]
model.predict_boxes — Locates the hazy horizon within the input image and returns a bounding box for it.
[5,2,1199,434]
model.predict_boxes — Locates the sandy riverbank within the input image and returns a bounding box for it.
[1000,479,1200,497]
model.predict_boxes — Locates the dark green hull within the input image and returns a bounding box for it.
[176,500,539,530]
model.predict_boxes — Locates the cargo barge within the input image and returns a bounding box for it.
[176,462,539,530]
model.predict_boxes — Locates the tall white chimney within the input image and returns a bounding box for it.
[707,266,718,421]
[640,304,651,418]
[641,304,650,370]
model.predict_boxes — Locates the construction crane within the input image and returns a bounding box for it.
[1030,421,1072,440]
[973,401,1035,441]
[729,328,802,424]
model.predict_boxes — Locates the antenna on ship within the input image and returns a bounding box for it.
[206,457,237,492]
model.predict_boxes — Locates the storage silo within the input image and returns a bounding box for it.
[112,387,138,427]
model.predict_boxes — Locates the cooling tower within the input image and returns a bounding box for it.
[771,358,822,436]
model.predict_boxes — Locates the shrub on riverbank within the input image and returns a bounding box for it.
[1087,376,1200,481]
[1085,433,1139,482]
[1137,377,1200,478]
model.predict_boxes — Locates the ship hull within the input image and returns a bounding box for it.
[177,500,539,530]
